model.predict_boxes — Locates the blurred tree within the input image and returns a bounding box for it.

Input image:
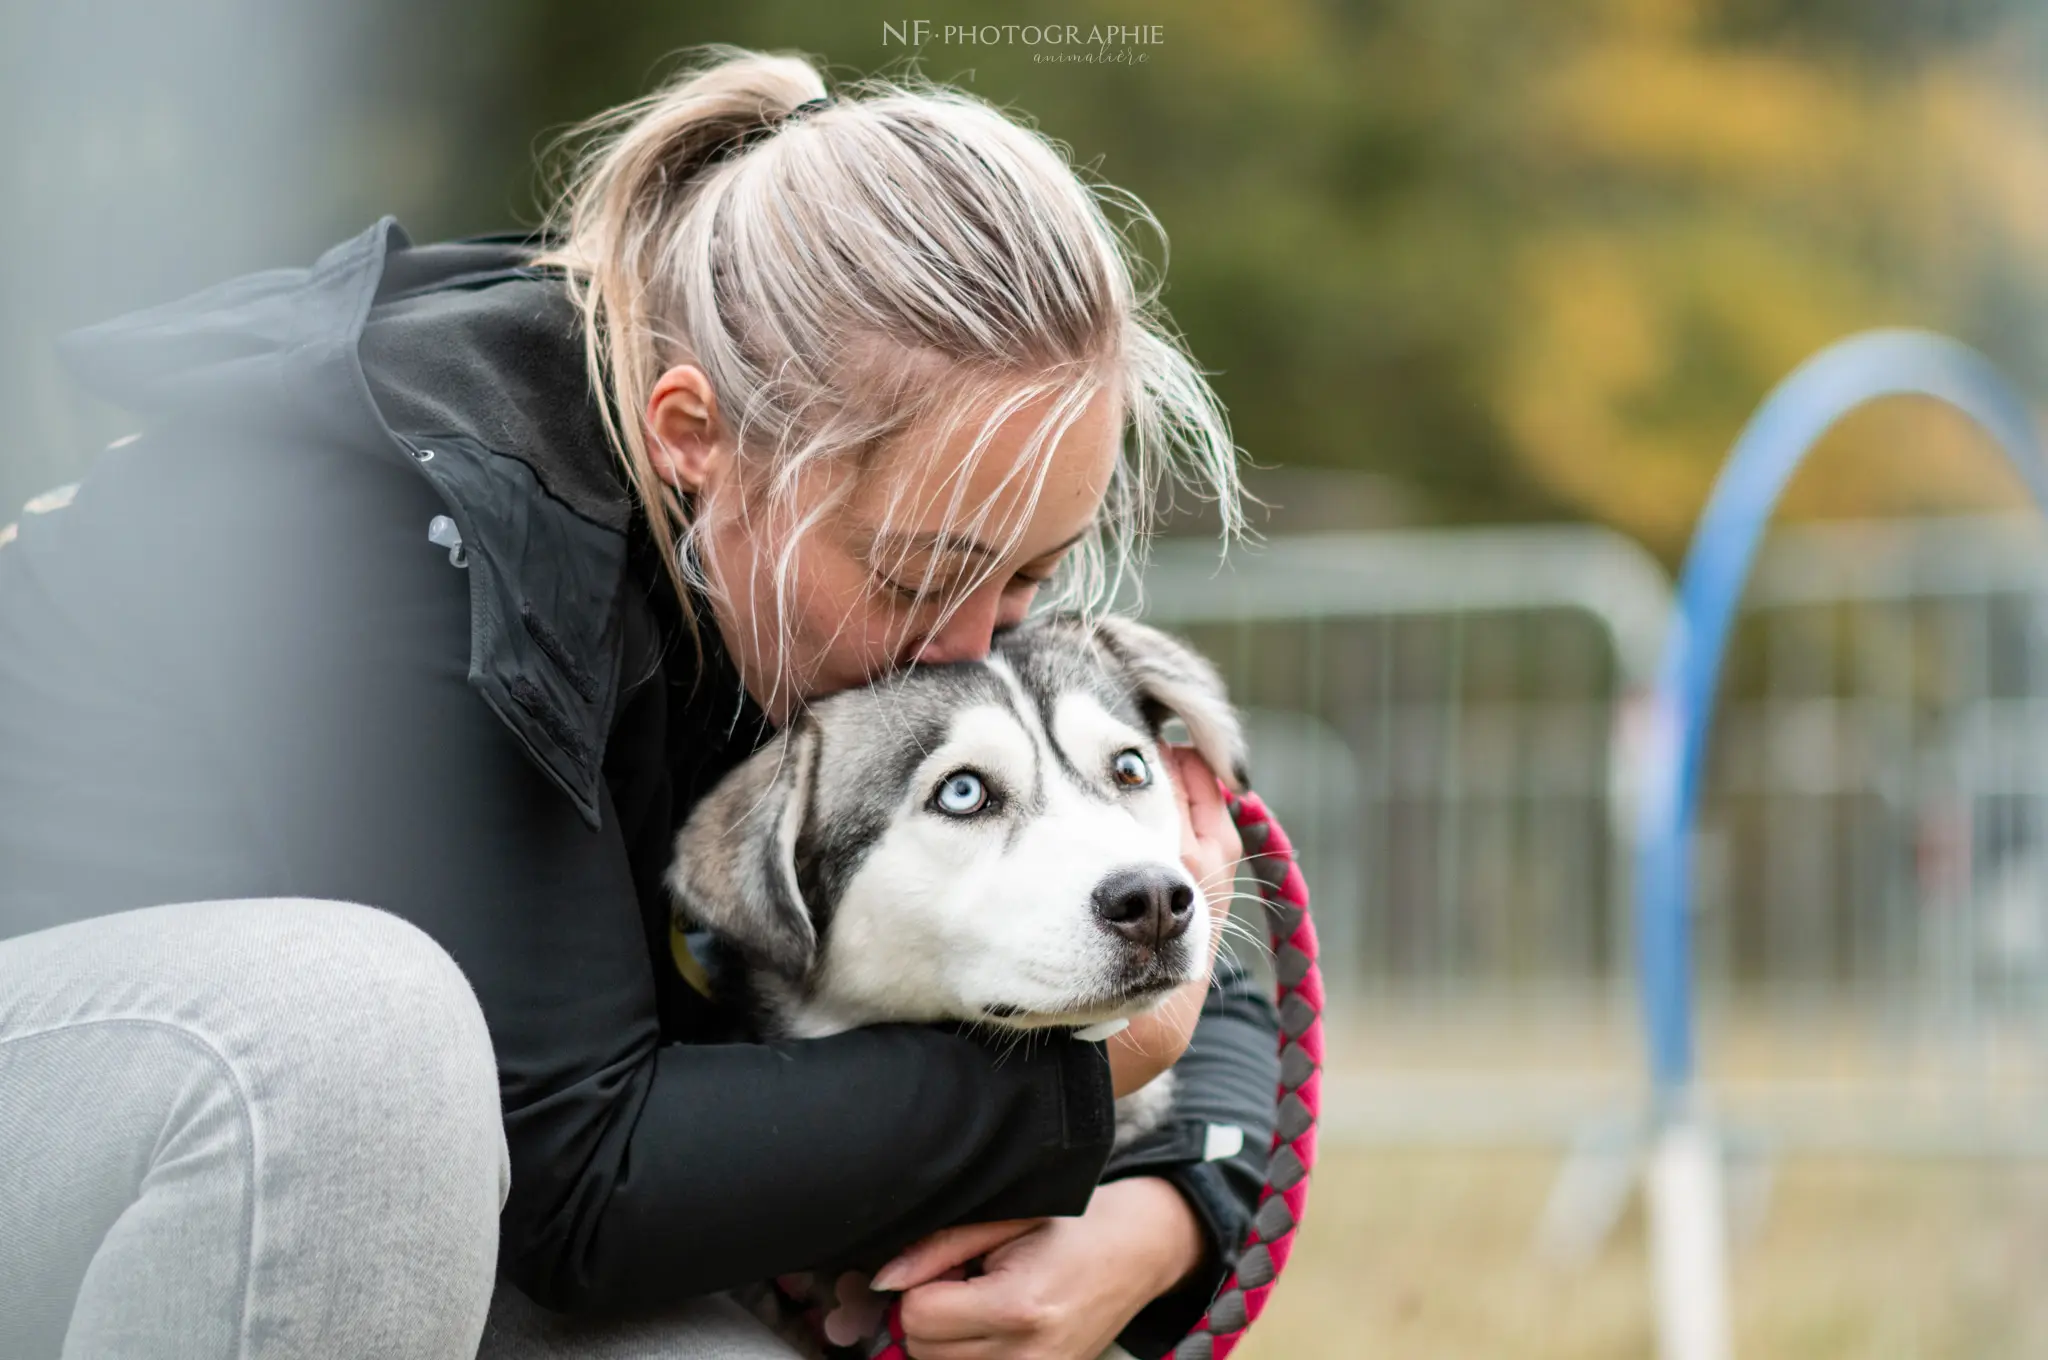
[7,0,2048,556]
[1491,0,2048,548]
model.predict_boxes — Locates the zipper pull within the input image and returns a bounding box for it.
[428,515,468,569]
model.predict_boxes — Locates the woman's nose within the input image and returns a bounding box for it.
[908,588,1010,666]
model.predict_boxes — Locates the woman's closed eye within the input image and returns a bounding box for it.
[876,575,924,604]
[877,568,1052,606]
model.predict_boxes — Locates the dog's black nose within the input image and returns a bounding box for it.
[1092,867,1196,949]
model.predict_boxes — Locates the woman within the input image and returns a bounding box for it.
[0,46,1280,1360]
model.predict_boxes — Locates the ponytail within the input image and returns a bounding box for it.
[536,46,830,674]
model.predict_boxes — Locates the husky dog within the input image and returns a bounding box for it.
[666,612,1250,1354]
[666,611,1250,1140]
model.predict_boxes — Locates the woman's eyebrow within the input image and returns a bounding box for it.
[866,523,1091,562]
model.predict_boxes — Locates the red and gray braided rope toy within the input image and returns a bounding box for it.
[864,788,1324,1360]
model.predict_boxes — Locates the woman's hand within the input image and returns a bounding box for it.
[1107,744,1242,1099]
[874,1177,1207,1359]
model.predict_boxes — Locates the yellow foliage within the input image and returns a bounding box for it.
[1497,17,2048,552]
[1534,44,1865,188]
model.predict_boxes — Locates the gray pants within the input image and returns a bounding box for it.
[0,898,800,1359]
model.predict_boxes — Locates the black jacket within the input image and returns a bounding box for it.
[0,219,1279,1356]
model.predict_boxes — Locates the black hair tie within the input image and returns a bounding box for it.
[704,93,835,166]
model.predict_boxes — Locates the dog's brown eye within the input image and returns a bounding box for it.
[1112,749,1150,787]
[933,770,988,816]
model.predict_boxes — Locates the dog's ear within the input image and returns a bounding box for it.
[666,715,819,980]
[1089,614,1251,794]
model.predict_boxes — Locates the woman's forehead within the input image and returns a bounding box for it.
[845,386,1120,557]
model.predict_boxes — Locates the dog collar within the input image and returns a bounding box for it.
[668,919,718,1000]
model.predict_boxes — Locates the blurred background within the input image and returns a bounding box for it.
[10,0,2048,1354]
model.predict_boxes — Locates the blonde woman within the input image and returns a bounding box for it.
[0,47,1280,1360]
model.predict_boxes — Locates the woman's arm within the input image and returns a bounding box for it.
[68,423,1122,1315]
[883,956,1281,1360]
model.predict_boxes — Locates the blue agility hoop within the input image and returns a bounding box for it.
[1636,327,2048,1110]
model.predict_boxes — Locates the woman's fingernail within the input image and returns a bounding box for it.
[870,1259,909,1292]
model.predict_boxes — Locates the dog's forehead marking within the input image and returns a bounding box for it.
[926,702,1041,793]
[833,662,1010,788]
[995,625,1152,802]
[977,653,1051,841]
[940,700,1048,853]
[872,661,1047,821]
[1005,620,1149,726]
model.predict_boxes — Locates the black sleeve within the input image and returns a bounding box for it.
[49,426,1117,1314]
[1102,951,1283,1360]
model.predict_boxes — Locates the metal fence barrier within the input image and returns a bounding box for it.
[1129,526,1672,1144]
[1135,516,2048,1156]
[1695,511,2048,1155]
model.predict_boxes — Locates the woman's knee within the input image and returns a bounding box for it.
[239,899,510,1204]
[252,899,499,1074]
[4,896,509,1209]
[0,898,510,1351]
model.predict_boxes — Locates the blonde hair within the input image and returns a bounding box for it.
[535,44,1252,718]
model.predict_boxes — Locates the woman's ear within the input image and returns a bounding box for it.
[1088,614,1251,794]
[666,714,820,979]
[646,363,727,495]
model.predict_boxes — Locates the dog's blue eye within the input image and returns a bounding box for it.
[934,771,988,816]
[1112,749,1150,787]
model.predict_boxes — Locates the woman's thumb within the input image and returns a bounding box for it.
[869,1218,1045,1292]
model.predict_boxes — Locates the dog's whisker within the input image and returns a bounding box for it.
[1222,921,1271,951]
[1216,916,1275,953]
